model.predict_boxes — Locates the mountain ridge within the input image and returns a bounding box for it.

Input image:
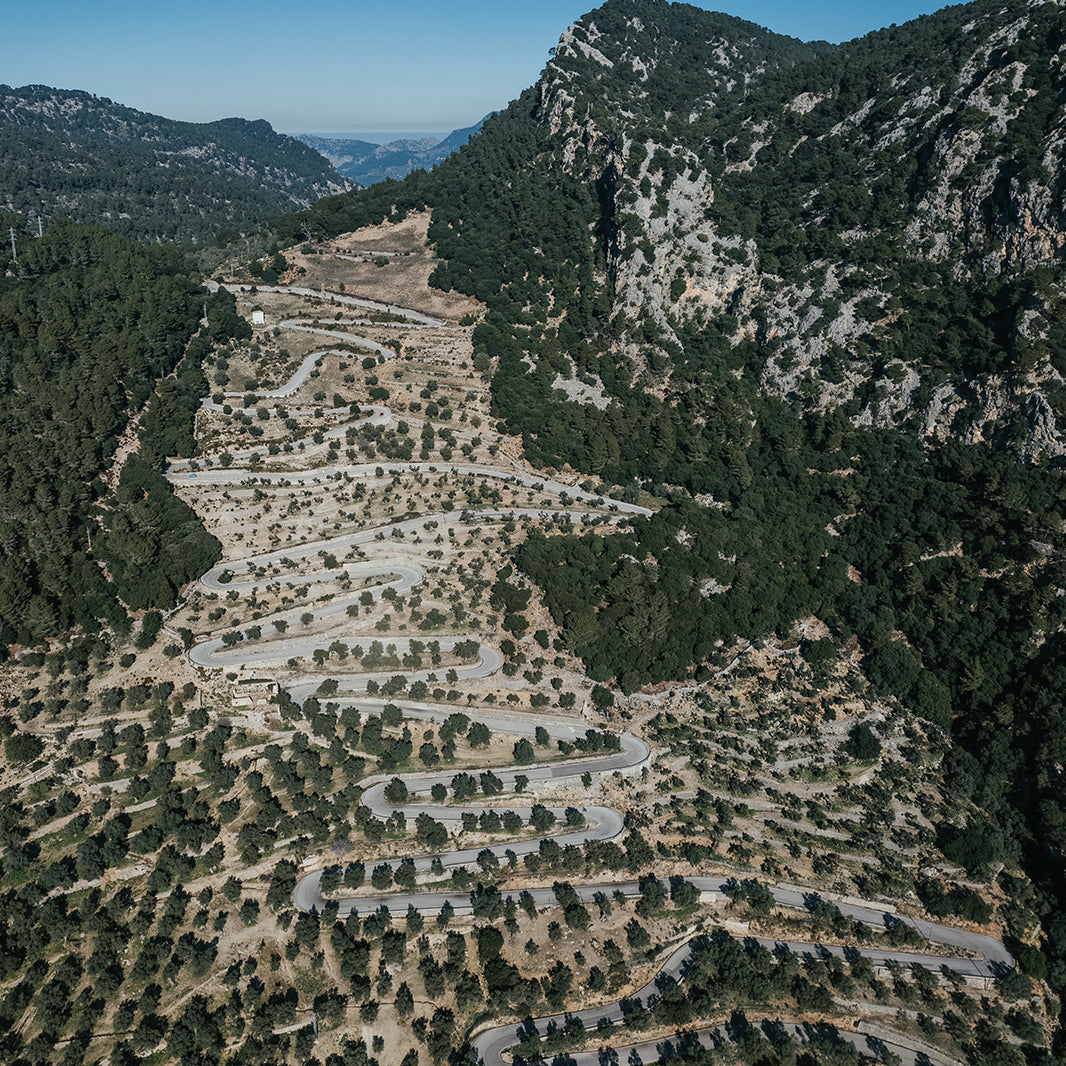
[0,83,349,244]
[284,0,1066,463]
[528,0,1066,461]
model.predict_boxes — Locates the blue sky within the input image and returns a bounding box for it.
[6,0,949,137]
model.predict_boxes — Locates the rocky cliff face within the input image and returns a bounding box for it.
[527,0,1066,461]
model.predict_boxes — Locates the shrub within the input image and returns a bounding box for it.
[844,722,882,761]
[4,732,43,763]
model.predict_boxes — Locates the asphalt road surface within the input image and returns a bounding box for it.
[207,281,444,326]
[474,1013,963,1066]
[185,284,1000,1066]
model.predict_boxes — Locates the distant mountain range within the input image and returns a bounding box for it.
[0,84,349,244]
[298,118,488,187]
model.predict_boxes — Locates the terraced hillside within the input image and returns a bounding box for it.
[1,229,1049,1066]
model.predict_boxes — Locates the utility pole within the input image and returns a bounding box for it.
[8,227,16,263]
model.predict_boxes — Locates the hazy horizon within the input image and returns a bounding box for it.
[7,1,952,133]
[292,130,452,145]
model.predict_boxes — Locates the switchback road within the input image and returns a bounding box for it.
[179,284,1000,1066]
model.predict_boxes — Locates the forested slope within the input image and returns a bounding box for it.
[0,222,230,643]
[0,85,348,245]
[275,0,1066,1011]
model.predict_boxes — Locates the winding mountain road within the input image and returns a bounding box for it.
[178,284,1003,1066]
[204,281,445,326]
